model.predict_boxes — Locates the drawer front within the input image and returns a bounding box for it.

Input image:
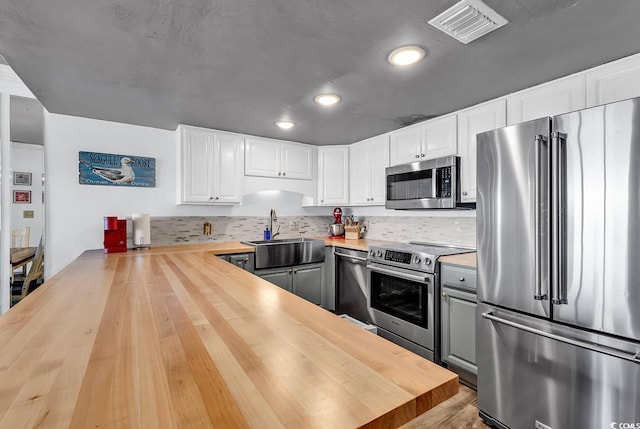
[441,264,476,291]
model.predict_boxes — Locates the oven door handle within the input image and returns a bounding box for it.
[367,264,429,283]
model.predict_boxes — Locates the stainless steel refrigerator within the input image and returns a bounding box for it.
[476,97,640,429]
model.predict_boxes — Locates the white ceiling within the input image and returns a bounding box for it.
[1,0,640,145]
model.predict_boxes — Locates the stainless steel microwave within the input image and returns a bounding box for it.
[385,155,468,209]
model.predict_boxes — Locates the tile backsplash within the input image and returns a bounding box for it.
[144,214,476,248]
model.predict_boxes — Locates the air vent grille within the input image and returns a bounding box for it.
[428,0,508,44]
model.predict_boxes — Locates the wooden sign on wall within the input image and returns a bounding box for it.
[79,151,156,188]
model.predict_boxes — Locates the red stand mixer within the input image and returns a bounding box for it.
[328,207,345,238]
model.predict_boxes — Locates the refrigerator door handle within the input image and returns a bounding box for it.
[482,311,640,364]
[551,132,567,305]
[533,135,548,301]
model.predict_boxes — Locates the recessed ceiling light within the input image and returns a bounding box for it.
[387,46,426,66]
[314,93,342,106]
[274,120,295,129]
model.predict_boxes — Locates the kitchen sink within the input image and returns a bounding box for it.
[242,238,325,269]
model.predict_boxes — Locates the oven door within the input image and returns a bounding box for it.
[367,262,435,353]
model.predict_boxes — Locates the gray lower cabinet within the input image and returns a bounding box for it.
[256,263,324,305]
[440,264,477,376]
[292,265,323,305]
[218,253,254,273]
[258,268,292,292]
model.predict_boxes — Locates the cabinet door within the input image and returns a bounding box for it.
[457,100,506,202]
[586,54,640,106]
[180,127,214,203]
[293,265,323,305]
[507,75,585,125]
[257,269,292,292]
[212,132,244,203]
[349,140,370,205]
[351,135,389,205]
[423,114,457,159]
[281,143,313,180]
[389,124,423,166]
[441,286,477,375]
[244,137,280,178]
[318,146,349,206]
[369,135,389,204]
[227,253,254,273]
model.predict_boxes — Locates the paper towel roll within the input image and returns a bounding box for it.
[132,213,151,246]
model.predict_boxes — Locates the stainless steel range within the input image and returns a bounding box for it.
[366,242,473,361]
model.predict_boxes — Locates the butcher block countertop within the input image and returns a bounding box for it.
[0,242,458,429]
[438,252,477,268]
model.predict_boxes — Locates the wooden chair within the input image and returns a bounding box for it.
[11,226,32,281]
[11,226,30,248]
[11,236,44,306]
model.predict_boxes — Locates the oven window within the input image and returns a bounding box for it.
[370,270,428,327]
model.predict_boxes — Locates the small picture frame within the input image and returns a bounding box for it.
[13,190,31,204]
[13,172,32,186]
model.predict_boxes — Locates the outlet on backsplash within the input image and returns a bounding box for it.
[289,220,299,231]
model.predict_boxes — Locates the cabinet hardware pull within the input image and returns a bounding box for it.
[459,277,465,282]
[278,172,282,176]
[421,154,425,157]
[415,154,420,158]
[442,292,447,298]
[282,172,286,176]
[462,191,468,196]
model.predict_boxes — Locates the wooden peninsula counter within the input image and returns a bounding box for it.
[0,243,458,428]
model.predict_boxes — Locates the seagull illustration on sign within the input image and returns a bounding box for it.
[83,157,135,184]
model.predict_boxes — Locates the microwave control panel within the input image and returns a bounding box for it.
[437,166,452,198]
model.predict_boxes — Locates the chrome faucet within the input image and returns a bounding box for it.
[269,208,280,239]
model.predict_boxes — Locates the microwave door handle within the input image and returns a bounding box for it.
[432,168,437,198]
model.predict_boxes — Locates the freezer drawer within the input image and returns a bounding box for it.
[477,303,640,429]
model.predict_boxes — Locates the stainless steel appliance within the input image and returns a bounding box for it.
[477,97,640,429]
[385,155,470,209]
[367,242,473,361]
[335,248,371,323]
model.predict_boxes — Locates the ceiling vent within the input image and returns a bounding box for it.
[428,0,508,44]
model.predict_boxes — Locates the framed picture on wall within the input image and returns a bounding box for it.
[13,171,32,186]
[13,190,31,203]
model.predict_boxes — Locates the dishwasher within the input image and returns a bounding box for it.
[334,248,372,324]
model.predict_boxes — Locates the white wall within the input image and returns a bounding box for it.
[11,143,44,247]
[44,114,331,276]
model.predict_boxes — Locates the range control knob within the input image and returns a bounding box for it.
[376,250,383,257]
[369,249,375,257]
[413,256,421,264]
[425,258,432,266]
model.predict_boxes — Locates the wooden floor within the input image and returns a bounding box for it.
[401,384,490,429]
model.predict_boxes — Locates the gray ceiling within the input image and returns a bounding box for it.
[1,0,640,145]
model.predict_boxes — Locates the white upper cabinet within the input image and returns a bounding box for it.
[390,114,457,166]
[457,99,506,202]
[586,54,640,107]
[245,137,313,180]
[507,75,585,125]
[350,135,389,205]
[179,126,244,204]
[318,146,349,206]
